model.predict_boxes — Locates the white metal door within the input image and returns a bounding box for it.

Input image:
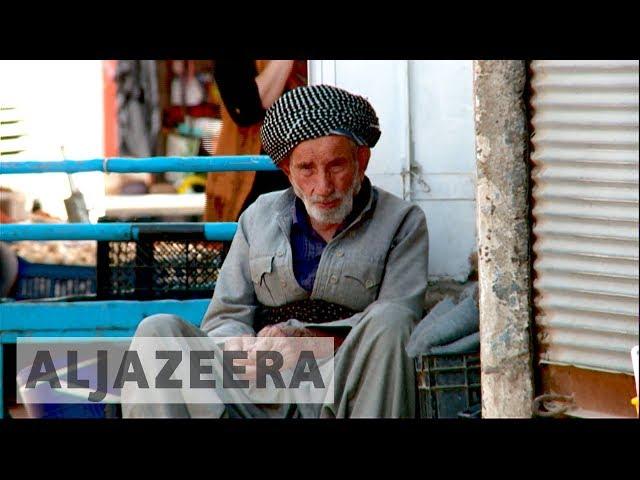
[309,60,409,199]
[309,60,477,281]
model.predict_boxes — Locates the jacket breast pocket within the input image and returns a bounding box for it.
[249,255,281,306]
[341,260,384,311]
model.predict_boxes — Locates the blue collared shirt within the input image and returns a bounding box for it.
[290,177,372,292]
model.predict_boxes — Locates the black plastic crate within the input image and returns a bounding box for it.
[13,257,96,300]
[415,352,481,419]
[97,224,228,300]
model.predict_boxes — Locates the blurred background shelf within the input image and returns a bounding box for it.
[104,193,205,219]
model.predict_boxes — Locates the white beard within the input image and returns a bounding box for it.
[292,175,362,226]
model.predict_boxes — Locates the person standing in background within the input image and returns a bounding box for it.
[205,60,307,222]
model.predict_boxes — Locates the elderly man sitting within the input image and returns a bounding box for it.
[122,85,429,418]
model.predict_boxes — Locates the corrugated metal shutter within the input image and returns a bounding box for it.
[530,60,639,374]
[531,60,639,373]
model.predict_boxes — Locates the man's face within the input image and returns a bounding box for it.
[280,135,370,225]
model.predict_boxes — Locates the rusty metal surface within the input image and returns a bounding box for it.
[530,60,639,375]
[538,364,637,418]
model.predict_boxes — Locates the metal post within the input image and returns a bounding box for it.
[473,60,535,418]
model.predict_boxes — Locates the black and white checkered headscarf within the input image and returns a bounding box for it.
[260,84,381,165]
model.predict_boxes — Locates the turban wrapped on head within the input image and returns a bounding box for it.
[260,84,381,165]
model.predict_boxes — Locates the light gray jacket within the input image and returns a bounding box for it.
[201,181,429,336]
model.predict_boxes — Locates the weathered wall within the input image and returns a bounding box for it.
[474,60,535,418]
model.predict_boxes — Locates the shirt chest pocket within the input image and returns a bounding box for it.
[249,255,284,306]
[340,260,384,311]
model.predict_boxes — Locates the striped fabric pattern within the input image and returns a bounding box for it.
[260,84,381,164]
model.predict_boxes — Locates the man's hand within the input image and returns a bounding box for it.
[223,324,337,382]
[244,335,302,378]
[257,322,314,338]
[223,333,254,353]
[257,323,349,350]
[227,323,332,380]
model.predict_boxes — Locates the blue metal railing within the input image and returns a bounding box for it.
[0,155,277,174]
[0,155,272,418]
[0,223,238,241]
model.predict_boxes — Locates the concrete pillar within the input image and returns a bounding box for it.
[473,61,535,418]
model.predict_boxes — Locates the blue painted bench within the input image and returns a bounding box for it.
[0,155,277,418]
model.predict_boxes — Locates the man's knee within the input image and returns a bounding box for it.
[358,302,416,343]
[135,313,187,337]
